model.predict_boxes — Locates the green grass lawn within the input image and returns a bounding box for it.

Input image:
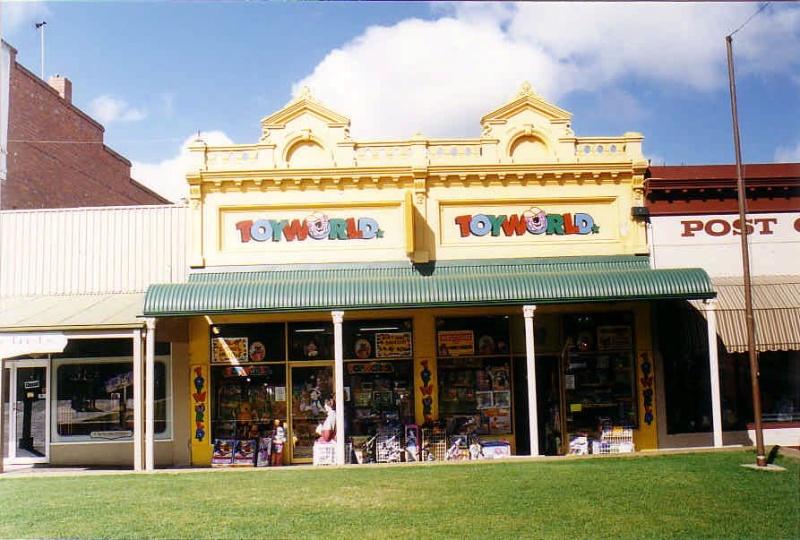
[1,450,798,539]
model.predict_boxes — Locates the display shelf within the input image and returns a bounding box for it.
[564,348,636,436]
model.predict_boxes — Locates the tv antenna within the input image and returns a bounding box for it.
[35,21,47,79]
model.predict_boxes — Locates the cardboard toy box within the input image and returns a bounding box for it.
[211,438,235,467]
[233,439,257,466]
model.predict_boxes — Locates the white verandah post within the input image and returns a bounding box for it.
[145,318,156,471]
[332,311,346,465]
[132,326,144,472]
[703,299,723,448]
[523,305,540,456]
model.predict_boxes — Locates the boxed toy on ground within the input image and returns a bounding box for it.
[211,438,235,467]
[233,439,257,466]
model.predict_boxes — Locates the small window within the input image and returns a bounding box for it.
[289,322,334,361]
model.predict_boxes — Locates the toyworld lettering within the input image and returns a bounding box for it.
[455,207,599,237]
[235,211,383,243]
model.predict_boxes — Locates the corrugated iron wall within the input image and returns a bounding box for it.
[0,205,187,296]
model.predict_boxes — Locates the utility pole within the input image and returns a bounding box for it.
[726,34,766,468]
[35,21,47,79]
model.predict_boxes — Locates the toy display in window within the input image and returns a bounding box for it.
[315,398,337,442]
[270,419,286,466]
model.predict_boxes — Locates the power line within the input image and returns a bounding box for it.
[729,2,772,38]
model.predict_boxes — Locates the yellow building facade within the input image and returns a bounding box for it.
[144,84,714,466]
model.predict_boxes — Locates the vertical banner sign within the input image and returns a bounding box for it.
[192,365,208,442]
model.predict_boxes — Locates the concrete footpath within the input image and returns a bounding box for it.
[2,445,797,478]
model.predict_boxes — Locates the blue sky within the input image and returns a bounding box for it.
[3,1,799,203]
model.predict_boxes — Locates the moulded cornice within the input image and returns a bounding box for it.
[193,161,641,193]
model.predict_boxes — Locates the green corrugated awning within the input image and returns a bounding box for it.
[143,256,714,317]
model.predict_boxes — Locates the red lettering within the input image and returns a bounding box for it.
[235,220,253,243]
[562,213,580,235]
[704,219,730,237]
[501,214,528,236]
[282,219,309,241]
[795,218,800,233]
[681,220,703,237]
[454,215,472,237]
[753,217,777,235]
[346,218,363,239]
[732,219,754,236]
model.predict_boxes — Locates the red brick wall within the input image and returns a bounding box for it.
[3,56,169,209]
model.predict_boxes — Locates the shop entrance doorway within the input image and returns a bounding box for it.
[2,359,49,464]
[289,364,333,463]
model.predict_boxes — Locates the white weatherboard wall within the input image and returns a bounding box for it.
[0,205,188,297]
[650,212,800,277]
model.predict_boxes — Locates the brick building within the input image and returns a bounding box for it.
[0,41,168,209]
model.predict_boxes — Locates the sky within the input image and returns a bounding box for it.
[2,1,799,203]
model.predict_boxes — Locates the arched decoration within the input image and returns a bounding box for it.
[507,130,554,163]
[282,131,333,168]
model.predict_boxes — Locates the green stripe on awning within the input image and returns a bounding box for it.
[143,256,715,317]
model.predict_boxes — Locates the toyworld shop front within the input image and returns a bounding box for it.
[143,85,715,466]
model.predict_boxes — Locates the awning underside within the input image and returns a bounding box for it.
[143,256,714,317]
[691,275,800,353]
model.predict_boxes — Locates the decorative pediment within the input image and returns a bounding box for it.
[260,87,350,131]
[481,82,573,126]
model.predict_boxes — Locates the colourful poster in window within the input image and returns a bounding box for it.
[437,330,474,357]
[376,332,412,358]
[212,337,248,363]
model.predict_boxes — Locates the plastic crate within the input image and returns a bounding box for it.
[422,428,448,461]
[313,441,337,466]
[376,427,403,463]
[596,426,634,454]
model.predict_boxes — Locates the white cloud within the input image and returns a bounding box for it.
[88,95,146,124]
[294,2,799,140]
[0,1,49,33]
[131,131,233,203]
[775,142,800,163]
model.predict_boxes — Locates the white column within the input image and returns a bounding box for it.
[523,305,540,456]
[0,355,5,473]
[704,299,723,448]
[332,311,346,465]
[132,327,144,472]
[145,318,156,471]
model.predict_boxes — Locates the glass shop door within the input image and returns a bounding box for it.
[289,364,334,463]
[2,359,50,464]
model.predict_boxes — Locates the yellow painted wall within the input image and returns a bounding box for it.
[186,84,648,270]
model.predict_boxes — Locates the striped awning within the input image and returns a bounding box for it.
[692,275,800,353]
[143,256,714,317]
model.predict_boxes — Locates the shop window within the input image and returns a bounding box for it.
[53,358,170,441]
[210,323,285,363]
[289,322,334,361]
[761,351,800,423]
[343,319,413,360]
[211,363,288,441]
[562,312,637,437]
[436,317,513,436]
[345,360,415,437]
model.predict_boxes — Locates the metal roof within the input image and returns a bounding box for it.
[0,293,146,332]
[143,256,715,317]
[691,275,800,353]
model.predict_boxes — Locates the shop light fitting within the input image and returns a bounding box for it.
[358,326,400,332]
[294,328,327,334]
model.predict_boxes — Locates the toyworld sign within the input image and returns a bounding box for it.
[235,212,383,243]
[454,207,600,237]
